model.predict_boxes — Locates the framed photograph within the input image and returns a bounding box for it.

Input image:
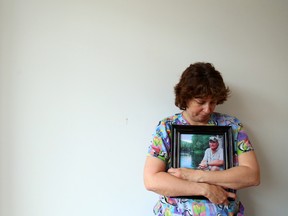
[171,124,235,199]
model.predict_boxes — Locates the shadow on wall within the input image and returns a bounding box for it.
[217,85,274,215]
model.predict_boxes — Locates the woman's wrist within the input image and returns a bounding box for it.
[199,182,210,197]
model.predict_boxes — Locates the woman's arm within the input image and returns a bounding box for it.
[168,151,260,190]
[144,156,236,204]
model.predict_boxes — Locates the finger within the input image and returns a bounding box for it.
[223,200,229,206]
[167,168,175,173]
[218,194,228,205]
[167,168,178,175]
[227,191,237,200]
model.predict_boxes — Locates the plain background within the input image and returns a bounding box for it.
[0,0,287,215]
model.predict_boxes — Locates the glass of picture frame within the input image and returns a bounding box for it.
[171,124,235,199]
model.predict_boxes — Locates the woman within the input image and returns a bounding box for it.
[143,62,260,215]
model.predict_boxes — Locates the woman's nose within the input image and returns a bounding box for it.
[203,104,213,113]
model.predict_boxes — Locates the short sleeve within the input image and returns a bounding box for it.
[147,120,171,163]
[236,126,254,155]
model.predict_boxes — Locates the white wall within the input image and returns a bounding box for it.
[0,0,287,215]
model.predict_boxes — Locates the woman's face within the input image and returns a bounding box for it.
[184,96,217,125]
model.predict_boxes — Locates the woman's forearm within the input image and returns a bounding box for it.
[144,156,237,203]
[145,171,206,197]
[197,151,260,189]
[145,170,237,204]
[144,156,207,197]
[198,165,260,190]
[168,151,260,190]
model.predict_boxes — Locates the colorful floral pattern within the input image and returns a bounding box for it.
[148,112,253,216]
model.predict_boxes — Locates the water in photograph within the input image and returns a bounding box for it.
[180,153,196,168]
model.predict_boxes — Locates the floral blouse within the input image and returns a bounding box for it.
[147,112,254,216]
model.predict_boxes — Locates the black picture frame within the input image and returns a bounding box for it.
[171,124,235,199]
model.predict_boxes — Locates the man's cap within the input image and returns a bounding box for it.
[209,136,218,142]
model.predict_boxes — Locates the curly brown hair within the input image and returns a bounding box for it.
[174,62,230,110]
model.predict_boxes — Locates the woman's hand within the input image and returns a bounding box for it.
[168,167,236,204]
[202,184,236,205]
